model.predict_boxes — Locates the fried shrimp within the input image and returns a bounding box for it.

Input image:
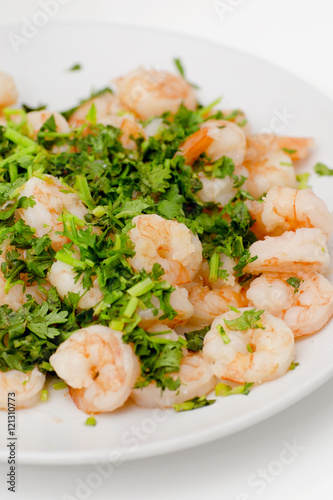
[115,66,197,120]
[247,187,333,239]
[50,325,140,414]
[247,272,333,337]
[128,214,202,285]
[17,175,87,251]
[179,119,246,167]
[48,260,103,310]
[0,367,46,409]
[203,308,295,384]
[131,351,216,408]
[245,228,330,274]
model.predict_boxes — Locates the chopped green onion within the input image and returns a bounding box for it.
[110,319,125,331]
[40,389,48,402]
[209,252,220,281]
[85,417,96,426]
[52,381,68,390]
[127,278,154,297]
[246,344,253,353]
[74,174,94,209]
[4,126,38,149]
[217,324,230,344]
[123,297,139,318]
[92,206,107,218]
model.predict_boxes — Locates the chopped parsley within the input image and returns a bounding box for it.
[185,326,210,352]
[286,277,303,294]
[68,63,82,72]
[314,162,333,176]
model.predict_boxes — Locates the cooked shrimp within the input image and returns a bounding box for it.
[131,351,215,408]
[128,214,202,285]
[115,66,197,120]
[48,260,103,310]
[0,367,46,409]
[179,119,246,167]
[26,111,70,139]
[17,174,87,251]
[203,308,295,384]
[99,114,146,150]
[185,281,247,327]
[243,150,298,199]
[68,92,129,126]
[246,134,314,163]
[247,271,333,337]
[50,325,140,414]
[197,165,249,206]
[247,186,333,239]
[198,255,237,288]
[0,72,18,110]
[245,228,330,274]
[138,285,194,329]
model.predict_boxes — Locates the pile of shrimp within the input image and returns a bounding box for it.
[0,66,332,416]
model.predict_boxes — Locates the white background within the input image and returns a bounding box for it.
[1,0,333,499]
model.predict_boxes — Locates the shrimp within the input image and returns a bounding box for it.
[245,228,330,274]
[197,165,249,206]
[49,325,140,414]
[17,174,87,251]
[138,285,194,329]
[0,367,46,409]
[198,254,237,288]
[128,214,202,285]
[26,111,70,139]
[179,119,246,167]
[185,281,247,327]
[246,271,333,337]
[203,308,295,384]
[247,187,333,239]
[243,150,298,199]
[246,134,314,163]
[47,260,103,310]
[0,72,18,110]
[99,114,146,150]
[131,351,216,409]
[68,92,129,126]
[115,66,197,120]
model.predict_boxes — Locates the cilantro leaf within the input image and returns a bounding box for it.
[314,162,333,176]
[224,309,265,331]
[173,395,215,412]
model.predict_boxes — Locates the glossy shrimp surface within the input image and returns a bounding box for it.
[115,66,197,120]
[203,308,295,384]
[247,272,333,337]
[245,228,330,274]
[247,187,333,239]
[50,325,140,414]
[17,175,87,251]
[128,214,202,285]
[26,111,70,139]
[0,367,46,409]
[0,72,18,110]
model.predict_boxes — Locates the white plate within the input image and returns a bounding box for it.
[1,22,333,465]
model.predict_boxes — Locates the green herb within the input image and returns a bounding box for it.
[282,148,296,154]
[68,63,82,72]
[215,382,254,397]
[173,58,199,89]
[40,389,48,402]
[217,324,230,344]
[246,344,253,353]
[296,173,310,189]
[85,417,96,426]
[286,277,303,294]
[289,361,299,371]
[52,381,68,390]
[173,395,215,412]
[314,162,333,176]
[224,309,265,331]
[185,326,210,352]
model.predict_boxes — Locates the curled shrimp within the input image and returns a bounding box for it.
[247,186,333,239]
[128,214,202,285]
[185,281,247,327]
[203,308,295,384]
[247,271,333,337]
[246,134,314,163]
[47,260,103,310]
[17,174,87,251]
[0,72,18,111]
[99,114,146,150]
[245,228,330,275]
[0,367,46,409]
[26,111,70,139]
[50,325,140,414]
[138,285,194,329]
[131,350,216,409]
[68,92,128,126]
[115,66,197,120]
[179,119,246,167]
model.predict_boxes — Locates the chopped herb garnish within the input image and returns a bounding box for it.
[85,417,96,426]
[40,389,48,402]
[68,63,82,72]
[185,326,210,352]
[289,361,299,371]
[296,173,310,189]
[314,162,333,176]
[224,309,265,331]
[282,148,297,154]
[173,395,215,412]
[286,277,303,294]
[215,382,254,397]
[217,324,230,344]
[52,381,68,390]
